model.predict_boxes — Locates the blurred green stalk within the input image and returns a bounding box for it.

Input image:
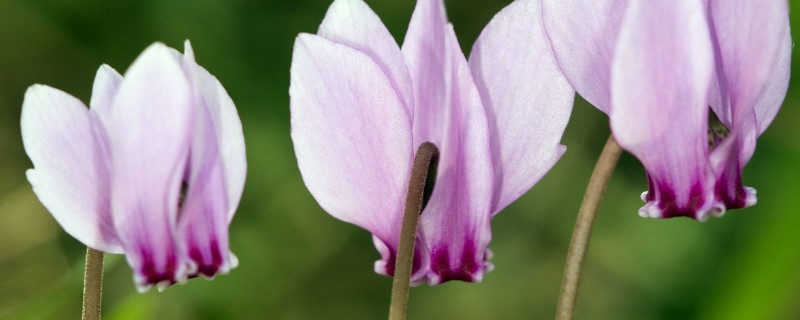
[82,247,104,320]
[389,142,439,320]
[556,136,621,320]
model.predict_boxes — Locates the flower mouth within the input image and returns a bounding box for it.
[420,150,440,212]
[707,108,730,150]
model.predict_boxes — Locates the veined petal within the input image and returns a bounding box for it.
[108,43,194,291]
[705,0,789,212]
[541,0,628,112]
[290,34,414,276]
[88,65,123,178]
[182,41,247,222]
[709,0,789,128]
[21,85,122,253]
[610,0,715,220]
[469,0,574,215]
[318,0,414,118]
[752,27,792,137]
[401,0,449,146]
[709,0,791,164]
[89,64,123,120]
[418,26,493,285]
[176,41,239,279]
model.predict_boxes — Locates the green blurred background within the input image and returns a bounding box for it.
[1,0,798,319]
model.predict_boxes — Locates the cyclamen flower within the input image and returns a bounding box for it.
[290,0,573,284]
[542,0,791,220]
[21,41,246,291]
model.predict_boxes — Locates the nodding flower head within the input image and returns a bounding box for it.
[543,0,791,220]
[21,41,247,291]
[290,0,573,285]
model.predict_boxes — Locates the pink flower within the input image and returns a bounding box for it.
[290,0,573,284]
[543,0,791,220]
[21,41,247,291]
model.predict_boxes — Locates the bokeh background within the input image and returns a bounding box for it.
[1,0,798,319]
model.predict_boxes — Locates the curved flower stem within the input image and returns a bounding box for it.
[82,247,104,320]
[389,142,439,320]
[556,135,622,320]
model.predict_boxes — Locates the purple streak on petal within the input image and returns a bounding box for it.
[611,0,716,220]
[290,34,414,273]
[707,136,756,213]
[641,181,707,220]
[417,27,493,285]
[401,0,449,147]
[541,0,628,112]
[430,241,480,283]
[373,235,428,284]
[469,0,574,215]
[21,85,122,253]
[318,0,414,118]
[139,247,179,290]
[108,43,193,289]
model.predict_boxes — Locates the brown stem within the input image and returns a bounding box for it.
[388,142,439,320]
[82,247,104,320]
[556,135,622,320]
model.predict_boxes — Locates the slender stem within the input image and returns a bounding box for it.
[389,142,439,320]
[82,247,104,320]
[556,135,622,320]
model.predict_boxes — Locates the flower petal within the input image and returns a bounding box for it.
[107,43,194,290]
[89,64,123,118]
[318,0,414,118]
[174,41,239,279]
[752,27,791,137]
[709,0,789,128]
[469,0,574,214]
[182,41,247,222]
[418,26,494,284]
[541,0,628,112]
[610,0,715,220]
[290,34,413,274]
[708,0,791,164]
[21,85,122,253]
[401,0,449,146]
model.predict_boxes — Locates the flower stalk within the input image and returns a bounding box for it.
[82,247,104,320]
[556,135,621,320]
[389,142,439,320]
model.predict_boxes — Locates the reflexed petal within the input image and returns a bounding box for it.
[401,0,449,146]
[183,41,247,222]
[89,64,123,118]
[541,0,628,112]
[107,43,194,290]
[470,0,574,214]
[88,65,123,172]
[178,106,237,279]
[709,0,789,127]
[704,0,789,212]
[709,0,791,166]
[752,28,792,137]
[290,34,413,273]
[21,85,122,253]
[318,0,414,117]
[610,0,715,220]
[177,41,239,279]
[418,27,493,285]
